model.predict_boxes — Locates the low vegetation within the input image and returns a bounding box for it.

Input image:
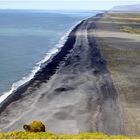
[23,121,45,132]
[0,131,132,139]
[103,13,140,24]
[108,13,140,18]
[96,12,140,134]
[120,26,140,34]
[0,121,137,139]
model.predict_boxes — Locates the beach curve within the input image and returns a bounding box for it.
[0,15,123,135]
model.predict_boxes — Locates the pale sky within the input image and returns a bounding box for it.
[0,0,140,10]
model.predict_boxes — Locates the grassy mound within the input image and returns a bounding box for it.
[23,121,45,132]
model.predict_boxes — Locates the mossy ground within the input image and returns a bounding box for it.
[0,131,133,139]
[120,26,140,34]
[104,13,140,23]
[95,13,140,135]
[96,13,140,104]
[102,13,140,35]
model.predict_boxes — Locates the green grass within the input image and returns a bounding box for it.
[0,121,131,139]
[108,13,140,18]
[103,13,140,23]
[0,131,131,139]
[120,26,140,34]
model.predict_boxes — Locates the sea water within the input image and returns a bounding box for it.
[0,10,100,99]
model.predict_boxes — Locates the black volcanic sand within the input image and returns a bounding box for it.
[0,15,123,135]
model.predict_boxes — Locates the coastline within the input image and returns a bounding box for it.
[0,12,102,110]
[0,10,105,105]
[0,11,139,136]
[0,13,122,134]
[0,20,83,108]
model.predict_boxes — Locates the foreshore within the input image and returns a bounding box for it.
[0,14,122,135]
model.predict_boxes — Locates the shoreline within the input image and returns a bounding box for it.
[0,19,85,112]
[0,12,102,105]
[0,12,104,111]
[0,11,140,135]
[0,13,122,134]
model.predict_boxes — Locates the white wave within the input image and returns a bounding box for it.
[0,20,83,105]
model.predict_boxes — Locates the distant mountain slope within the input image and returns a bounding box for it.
[111,4,140,11]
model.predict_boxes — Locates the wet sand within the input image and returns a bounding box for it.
[0,15,122,134]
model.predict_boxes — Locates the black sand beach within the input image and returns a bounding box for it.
[0,15,123,134]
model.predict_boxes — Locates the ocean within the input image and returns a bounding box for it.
[0,10,100,101]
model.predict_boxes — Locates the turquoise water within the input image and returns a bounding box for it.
[0,10,98,96]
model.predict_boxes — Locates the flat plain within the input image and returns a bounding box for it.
[94,12,140,135]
